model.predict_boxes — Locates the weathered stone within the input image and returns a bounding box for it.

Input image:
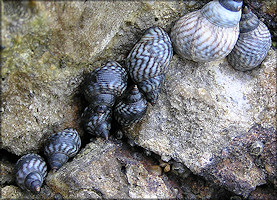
[0,185,23,199]
[0,161,14,185]
[46,138,179,199]
[125,49,276,197]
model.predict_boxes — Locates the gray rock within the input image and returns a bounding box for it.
[125,49,276,197]
[0,161,14,185]
[46,139,179,199]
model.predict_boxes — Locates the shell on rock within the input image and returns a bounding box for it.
[83,61,128,112]
[15,154,47,194]
[126,26,173,105]
[44,128,81,171]
[82,61,128,139]
[114,85,148,127]
[171,0,243,62]
[227,6,272,71]
[81,104,112,140]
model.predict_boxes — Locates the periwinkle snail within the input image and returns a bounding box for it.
[126,26,173,105]
[15,154,47,194]
[171,0,243,62]
[114,85,148,127]
[227,6,272,71]
[82,61,128,139]
[44,128,81,171]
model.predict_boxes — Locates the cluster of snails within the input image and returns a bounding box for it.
[14,0,272,195]
[81,26,173,139]
[171,0,271,71]
[15,128,81,194]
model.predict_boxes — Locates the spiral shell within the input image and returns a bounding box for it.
[44,128,81,171]
[15,154,47,194]
[83,61,128,110]
[227,6,272,71]
[114,85,148,127]
[126,26,173,105]
[82,104,112,139]
[82,61,128,139]
[171,0,243,62]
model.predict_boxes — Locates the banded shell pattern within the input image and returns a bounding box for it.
[171,0,243,62]
[126,26,173,105]
[44,128,81,171]
[114,85,148,127]
[82,61,127,139]
[15,154,47,194]
[227,6,272,71]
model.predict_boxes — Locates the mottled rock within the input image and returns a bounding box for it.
[0,161,14,185]
[125,49,276,197]
[0,185,23,199]
[46,139,179,199]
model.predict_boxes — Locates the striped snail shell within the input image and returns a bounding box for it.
[83,61,128,111]
[114,85,148,127]
[82,61,128,139]
[44,128,81,171]
[227,6,272,71]
[171,0,243,62]
[126,26,173,105]
[15,154,47,194]
[81,104,112,140]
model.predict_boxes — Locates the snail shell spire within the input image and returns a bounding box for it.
[126,26,173,105]
[15,154,47,194]
[227,6,272,71]
[44,128,81,171]
[170,0,242,62]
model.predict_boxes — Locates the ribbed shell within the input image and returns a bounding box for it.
[44,128,81,171]
[227,7,272,71]
[126,26,173,105]
[81,104,112,139]
[15,154,47,193]
[170,0,242,62]
[114,85,148,127]
[83,61,128,109]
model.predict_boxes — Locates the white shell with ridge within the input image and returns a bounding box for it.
[171,0,243,62]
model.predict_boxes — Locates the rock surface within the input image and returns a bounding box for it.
[1,0,276,199]
[46,138,180,199]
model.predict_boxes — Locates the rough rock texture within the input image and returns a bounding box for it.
[1,0,276,199]
[46,139,180,199]
[0,161,14,185]
[125,49,276,197]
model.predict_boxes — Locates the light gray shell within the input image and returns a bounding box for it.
[44,128,81,171]
[114,85,148,127]
[15,154,47,193]
[126,26,173,105]
[171,0,243,62]
[227,7,272,71]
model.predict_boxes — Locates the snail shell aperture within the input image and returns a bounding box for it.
[170,0,243,62]
[227,6,272,71]
[82,61,128,139]
[126,26,173,105]
[114,85,148,127]
[44,128,81,171]
[15,154,47,194]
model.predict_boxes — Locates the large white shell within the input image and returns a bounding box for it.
[171,0,242,62]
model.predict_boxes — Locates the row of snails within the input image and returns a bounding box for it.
[171,0,272,71]
[81,26,173,139]
[15,128,81,194]
[14,0,272,195]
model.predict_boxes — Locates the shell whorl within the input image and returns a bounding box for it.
[171,0,241,62]
[81,104,112,139]
[126,26,173,105]
[15,154,47,193]
[83,61,128,109]
[44,128,81,171]
[114,85,148,127]
[201,0,242,28]
[227,6,272,71]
